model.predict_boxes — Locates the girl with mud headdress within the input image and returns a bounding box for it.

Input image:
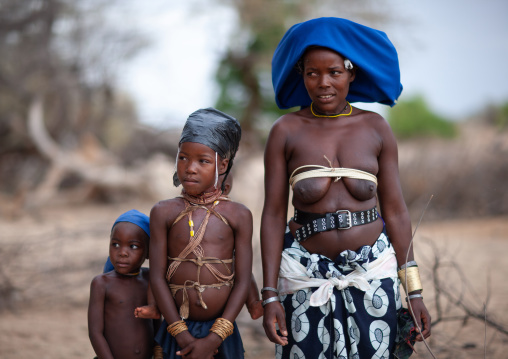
[149,108,252,359]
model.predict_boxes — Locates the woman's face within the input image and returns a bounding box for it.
[302,47,355,115]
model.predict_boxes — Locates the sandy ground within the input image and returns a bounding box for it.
[1,180,508,358]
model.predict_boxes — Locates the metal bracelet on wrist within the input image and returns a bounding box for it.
[261,286,279,295]
[406,293,423,302]
[399,260,418,270]
[261,296,280,307]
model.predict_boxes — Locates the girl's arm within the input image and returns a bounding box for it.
[149,201,196,348]
[376,118,431,340]
[260,120,290,345]
[88,276,114,359]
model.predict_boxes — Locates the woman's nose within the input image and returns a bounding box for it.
[318,76,330,87]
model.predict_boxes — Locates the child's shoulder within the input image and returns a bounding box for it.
[219,199,252,225]
[151,197,186,220]
[90,271,114,289]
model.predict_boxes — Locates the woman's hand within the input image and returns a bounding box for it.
[262,301,288,346]
[408,298,431,341]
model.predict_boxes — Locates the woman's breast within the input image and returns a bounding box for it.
[292,175,377,205]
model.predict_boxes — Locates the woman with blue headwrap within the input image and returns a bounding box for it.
[260,18,431,358]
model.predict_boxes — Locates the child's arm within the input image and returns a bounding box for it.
[177,204,253,358]
[134,281,161,319]
[149,202,196,349]
[245,273,263,320]
[88,276,114,359]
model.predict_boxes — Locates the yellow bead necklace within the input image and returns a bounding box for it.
[310,101,352,118]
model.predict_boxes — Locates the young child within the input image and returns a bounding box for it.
[150,108,253,359]
[88,209,161,359]
[133,173,262,324]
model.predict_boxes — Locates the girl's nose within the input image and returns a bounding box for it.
[186,161,198,173]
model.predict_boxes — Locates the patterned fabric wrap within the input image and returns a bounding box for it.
[155,318,244,359]
[276,227,402,359]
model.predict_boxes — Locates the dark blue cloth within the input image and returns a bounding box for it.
[155,318,245,359]
[112,209,150,237]
[276,228,400,358]
[272,17,402,108]
[103,257,114,273]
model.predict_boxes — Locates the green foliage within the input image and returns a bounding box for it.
[387,96,457,139]
[494,102,508,129]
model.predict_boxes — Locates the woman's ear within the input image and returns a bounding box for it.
[349,67,356,83]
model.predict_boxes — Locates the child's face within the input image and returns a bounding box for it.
[177,142,229,196]
[109,223,148,275]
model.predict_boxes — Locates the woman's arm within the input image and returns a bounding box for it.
[260,120,290,345]
[149,202,196,348]
[376,118,431,340]
[88,276,114,359]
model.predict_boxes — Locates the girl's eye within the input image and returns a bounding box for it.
[200,159,210,164]
[112,243,119,248]
[131,244,139,249]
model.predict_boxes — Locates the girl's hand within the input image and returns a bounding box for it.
[176,334,222,359]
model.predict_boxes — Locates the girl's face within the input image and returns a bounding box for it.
[109,223,148,275]
[176,142,229,196]
[302,47,355,115]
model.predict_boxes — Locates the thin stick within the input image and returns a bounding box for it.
[484,303,487,359]
[404,195,436,358]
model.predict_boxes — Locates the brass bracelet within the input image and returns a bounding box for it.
[398,266,423,294]
[153,345,164,359]
[166,320,188,337]
[210,317,234,341]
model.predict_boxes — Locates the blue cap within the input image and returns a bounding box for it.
[112,209,150,237]
[272,17,402,108]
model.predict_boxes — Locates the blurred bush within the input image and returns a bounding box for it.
[387,95,457,139]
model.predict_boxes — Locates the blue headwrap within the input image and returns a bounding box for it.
[272,17,402,108]
[112,209,150,237]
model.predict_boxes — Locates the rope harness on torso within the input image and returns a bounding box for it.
[166,196,234,319]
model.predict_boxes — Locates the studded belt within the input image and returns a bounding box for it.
[293,207,379,242]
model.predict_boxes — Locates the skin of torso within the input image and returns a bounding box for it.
[102,269,153,359]
[162,197,247,322]
[282,107,385,259]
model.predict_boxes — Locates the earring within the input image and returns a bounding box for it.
[173,149,180,187]
[214,152,219,188]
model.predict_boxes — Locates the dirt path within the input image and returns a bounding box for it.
[1,201,507,358]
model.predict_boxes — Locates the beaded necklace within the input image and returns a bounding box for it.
[310,101,352,118]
